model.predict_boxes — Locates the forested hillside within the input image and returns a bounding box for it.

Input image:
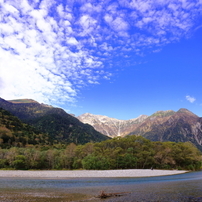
[0,108,51,148]
[0,98,109,144]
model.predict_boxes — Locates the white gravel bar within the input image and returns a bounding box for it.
[0,169,187,178]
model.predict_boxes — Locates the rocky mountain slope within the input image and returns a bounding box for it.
[0,98,109,145]
[130,108,202,150]
[78,113,148,137]
[78,109,202,150]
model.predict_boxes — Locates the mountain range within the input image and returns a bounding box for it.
[0,97,202,151]
[0,98,109,145]
[78,109,202,151]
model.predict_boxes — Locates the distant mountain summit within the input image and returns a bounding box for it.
[0,98,109,144]
[78,109,202,150]
[131,108,202,150]
[8,99,39,104]
[150,110,176,117]
[78,113,148,137]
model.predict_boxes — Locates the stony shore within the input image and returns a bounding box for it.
[0,169,187,178]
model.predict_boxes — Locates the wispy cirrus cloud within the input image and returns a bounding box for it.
[0,0,202,107]
[186,95,196,103]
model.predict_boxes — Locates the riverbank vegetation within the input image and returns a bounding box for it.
[0,136,201,171]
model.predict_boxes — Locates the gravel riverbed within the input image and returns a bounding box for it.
[0,169,187,178]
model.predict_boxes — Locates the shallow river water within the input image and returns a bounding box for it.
[0,171,202,202]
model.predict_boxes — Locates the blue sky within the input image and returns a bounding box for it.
[0,0,202,120]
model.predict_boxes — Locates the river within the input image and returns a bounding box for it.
[0,171,202,201]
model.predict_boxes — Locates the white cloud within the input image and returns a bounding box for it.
[0,0,202,108]
[186,95,196,103]
[104,14,113,24]
[0,1,106,106]
[4,3,19,13]
[79,15,98,36]
[66,37,78,45]
[80,3,94,13]
[111,17,129,31]
[57,4,64,18]
[0,23,14,35]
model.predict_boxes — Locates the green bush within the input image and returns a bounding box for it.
[0,159,9,168]
[13,155,27,170]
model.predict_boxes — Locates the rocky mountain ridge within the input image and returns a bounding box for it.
[78,111,177,137]
[78,113,148,137]
[78,109,202,150]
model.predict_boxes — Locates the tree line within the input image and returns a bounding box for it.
[0,136,201,171]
